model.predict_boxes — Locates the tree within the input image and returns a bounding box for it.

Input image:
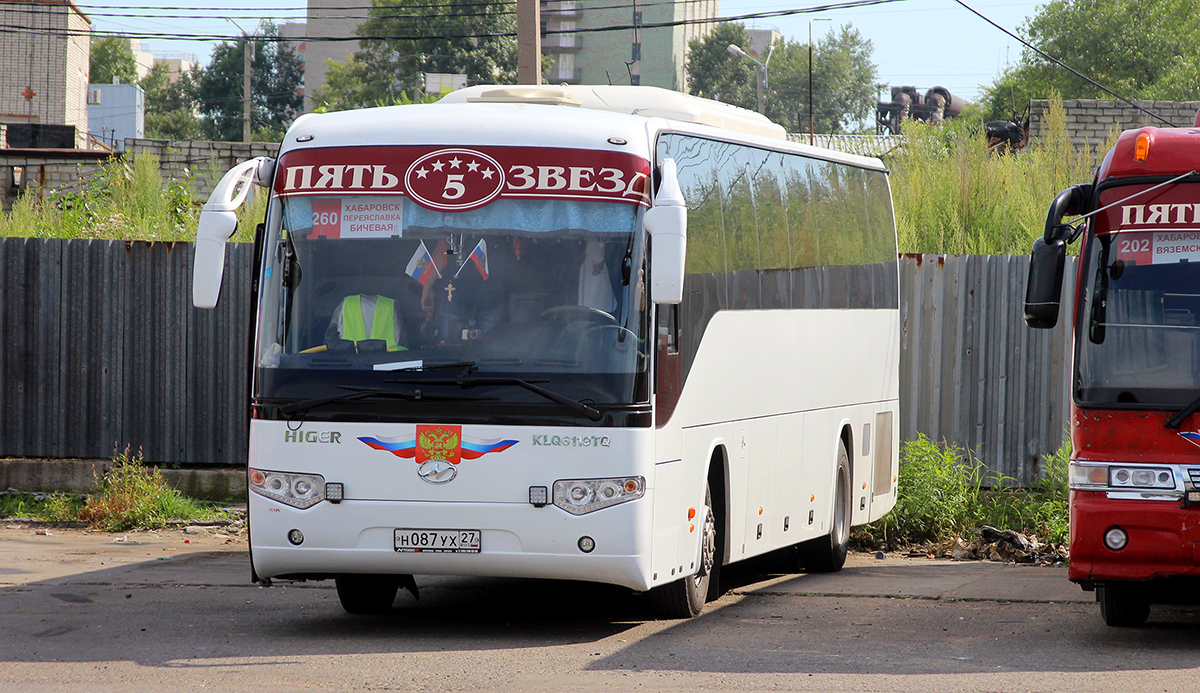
[766,25,877,134]
[90,37,138,84]
[190,22,304,141]
[314,0,517,111]
[139,62,203,140]
[686,23,756,110]
[980,0,1200,120]
[686,22,879,133]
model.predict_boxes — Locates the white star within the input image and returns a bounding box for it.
[466,160,480,172]
[449,157,462,169]
[416,167,429,179]
[431,160,445,172]
[480,168,495,179]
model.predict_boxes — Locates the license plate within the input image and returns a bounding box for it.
[394,528,481,553]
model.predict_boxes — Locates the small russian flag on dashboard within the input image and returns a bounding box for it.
[456,239,489,281]
[405,241,440,286]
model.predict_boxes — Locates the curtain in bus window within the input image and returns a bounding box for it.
[784,156,820,270]
[720,143,759,274]
[755,150,791,309]
[405,199,638,235]
[671,138,725,275]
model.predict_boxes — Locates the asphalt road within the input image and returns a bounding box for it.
[2,525,1199,692]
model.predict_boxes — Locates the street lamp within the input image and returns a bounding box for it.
[808,17,831,145]
[726,42,773,115]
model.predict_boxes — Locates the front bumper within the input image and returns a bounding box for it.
[249,494,655,591]
[1069,489,1200,584]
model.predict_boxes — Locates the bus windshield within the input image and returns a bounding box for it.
[254,194,650,416]
[1076,193,1200,407]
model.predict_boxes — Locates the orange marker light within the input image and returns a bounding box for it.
[1135,132,1151,161]
[687,507,696,520]
[862,482,867,490]
[689,524,695,533]
[810,495,815,502]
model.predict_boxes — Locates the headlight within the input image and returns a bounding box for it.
[1110,466,1175,489]
[249,468,326,509]
[1069,461,1177,491]
[553,477,644,515]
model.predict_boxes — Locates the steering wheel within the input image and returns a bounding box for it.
[540,305,619,325]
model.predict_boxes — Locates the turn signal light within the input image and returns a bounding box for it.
[1135,132,1151,161]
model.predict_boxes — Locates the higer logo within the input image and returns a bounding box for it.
[284,430,343,444]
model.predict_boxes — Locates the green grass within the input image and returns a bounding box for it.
[885,95,1117,256]
[854,434,1070,549]
[0,447,235,531]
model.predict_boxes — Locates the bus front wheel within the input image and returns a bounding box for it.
[335,574,400,615]
[797,440,851,573]
[1097,583,1150,627]
[648,484,717,619]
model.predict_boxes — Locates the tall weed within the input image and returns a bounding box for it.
[864,434,1070,547]
[0,154,200,241]
[76,446,215,531]
[887,95,1116,255]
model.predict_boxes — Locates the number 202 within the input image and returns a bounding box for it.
[1119,238,1150,253]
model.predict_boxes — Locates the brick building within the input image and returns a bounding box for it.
[0,0,91,148]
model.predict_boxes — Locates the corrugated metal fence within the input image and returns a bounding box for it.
[899,254,1077,484]
[0,238,251,465]
[0,239,1077,483]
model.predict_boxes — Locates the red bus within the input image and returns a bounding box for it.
[1026,113,1200,626]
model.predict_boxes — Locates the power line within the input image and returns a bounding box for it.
[10,0,711,22]
[0,0,907,43]
[953,0,1173,127]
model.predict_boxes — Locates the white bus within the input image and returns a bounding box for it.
[193,85,900,618]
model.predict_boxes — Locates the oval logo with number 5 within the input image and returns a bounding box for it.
[405,148,506,212]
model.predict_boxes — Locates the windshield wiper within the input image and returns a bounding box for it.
[386,375,604,421]
[1165,393,1200,429]
[275,386,494,417]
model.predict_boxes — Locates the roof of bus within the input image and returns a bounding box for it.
[279,88,886,173]
[1098,126,1200,180]
[438,85,787,140]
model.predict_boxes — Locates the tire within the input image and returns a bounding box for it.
[797,440,851,573]
[1098,583,1150,627]
[648,484,718,619]
[335,574,400,615]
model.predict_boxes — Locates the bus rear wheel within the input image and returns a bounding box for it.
[797,440,851,573]
[648,484,717,619]
[335,574,400,615]
[1097,583,1150,627]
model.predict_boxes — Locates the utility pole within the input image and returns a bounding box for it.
[243,39,255,142]
[517,0,541,85]
[808,18,830,145]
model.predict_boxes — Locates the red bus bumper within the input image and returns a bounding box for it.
[1069,489,1200,584]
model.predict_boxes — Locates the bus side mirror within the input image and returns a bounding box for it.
[1024,237,1066,329]
[193,156,276,309]
[644,158,687,305]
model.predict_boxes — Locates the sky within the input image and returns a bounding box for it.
[81,0,1046,105]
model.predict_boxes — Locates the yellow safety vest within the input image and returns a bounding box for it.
[341,295,398,350]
